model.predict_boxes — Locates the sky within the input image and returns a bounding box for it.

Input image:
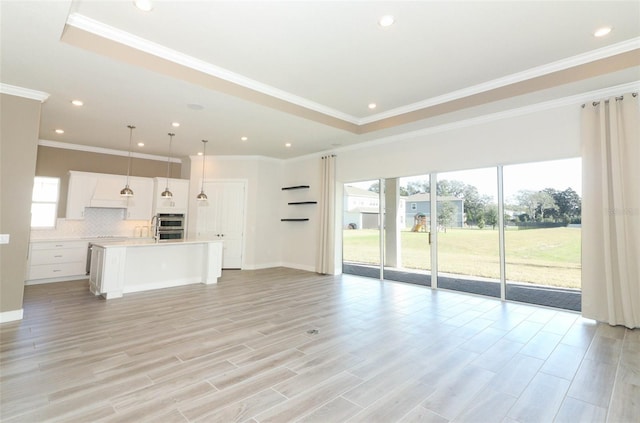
[347,158,582,202]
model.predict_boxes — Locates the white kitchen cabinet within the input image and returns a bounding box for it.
[196,181,246,268]
[66,171,98,219]
[152,177,189,214]
[27,240,89,283]
[124,176,154,220]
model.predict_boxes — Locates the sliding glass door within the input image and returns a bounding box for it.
[341,158,582,311]
[503,158,582,310]
[383,176,432,286]
[436,168,500,297]
[342,180,382,279]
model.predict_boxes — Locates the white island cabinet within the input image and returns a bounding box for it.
[89,240,223,299]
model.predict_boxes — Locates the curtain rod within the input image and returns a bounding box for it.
[582,92,638,108]
[321,154,337,159]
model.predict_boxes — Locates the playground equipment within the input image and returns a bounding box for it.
[411,213,427,232]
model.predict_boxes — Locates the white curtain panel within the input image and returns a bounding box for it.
[581,92,639,329]
[316,155,336,275]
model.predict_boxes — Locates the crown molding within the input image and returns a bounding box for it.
[39,139,182,163]
[65,13,358,124]
[359,37,640,125]
[0,83,49,102]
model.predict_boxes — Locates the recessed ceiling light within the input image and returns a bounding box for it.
[378,15,395,27]
[241,136,248,141]
[71,100,83,106]
[137,142,145,147]
[171,122,180,127]
[368,103,377,109]
[594,26,612,37]
[285,143,292,148]
[197,152,203,156]
[134,0,153,12]
[55,129,64,134]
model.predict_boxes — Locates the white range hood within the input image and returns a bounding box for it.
[89,176,127,209]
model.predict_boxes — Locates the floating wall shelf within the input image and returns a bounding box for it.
[282,185,314,221]
[281,185,310,190]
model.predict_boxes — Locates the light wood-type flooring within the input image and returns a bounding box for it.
[1,268,638,422]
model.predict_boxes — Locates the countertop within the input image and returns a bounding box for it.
[30,237,153,243]
[91,239,221,248]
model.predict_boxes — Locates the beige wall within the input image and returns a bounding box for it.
[35,146,182,218]
[1,94,41,317]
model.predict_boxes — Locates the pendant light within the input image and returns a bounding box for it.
[120,125,136,197]
[196,139,208,201]
[161,132,175,198]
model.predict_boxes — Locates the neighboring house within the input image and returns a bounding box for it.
[404,193,464,229]
[343,186,408,229]
[344,186,465,230]
[343,186,381,229]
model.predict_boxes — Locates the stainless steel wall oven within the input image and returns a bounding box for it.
[155,213,185,242]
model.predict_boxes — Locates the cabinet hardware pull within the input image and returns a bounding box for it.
[53,269,61,272]
[54,255,63,258]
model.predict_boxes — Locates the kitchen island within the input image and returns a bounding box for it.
[89,239,223,299]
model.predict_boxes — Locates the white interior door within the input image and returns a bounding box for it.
[196,181,246,269]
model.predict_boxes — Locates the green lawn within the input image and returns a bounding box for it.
[343,227,581,289]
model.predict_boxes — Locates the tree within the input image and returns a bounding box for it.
[515,189,556,221]
[532,190,557,221]
[437,179,466,197]
[368,181,380,193]
[553,187,581,223]
[484,204,499,229]
[437,201,456,232]
[406,179,429,195]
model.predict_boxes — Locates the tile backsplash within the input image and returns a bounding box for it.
[30,208,151,240]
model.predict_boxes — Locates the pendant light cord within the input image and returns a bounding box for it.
[200,140,207,192]
[126,125,135,186]
[166,133,174,189]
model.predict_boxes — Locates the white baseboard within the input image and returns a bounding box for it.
[25,275,88,285]
[241,262,317,273]
[123,277,202,294]
[0,308,24,323]
[241,262,283,270]
[281,262,316,272]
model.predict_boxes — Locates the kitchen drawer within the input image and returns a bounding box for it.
[28,262,86,280]
[29,247,87,266]
[31,241,88,250]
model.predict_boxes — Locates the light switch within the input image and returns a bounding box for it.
[0,234,9,244]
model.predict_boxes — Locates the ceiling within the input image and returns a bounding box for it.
[1,1,639,160]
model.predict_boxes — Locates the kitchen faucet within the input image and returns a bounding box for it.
[150,215,158,241]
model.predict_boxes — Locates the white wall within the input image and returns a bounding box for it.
[337,104,580,183]
[280,156,322,271]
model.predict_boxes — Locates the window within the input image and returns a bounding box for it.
[31,177,59,228]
